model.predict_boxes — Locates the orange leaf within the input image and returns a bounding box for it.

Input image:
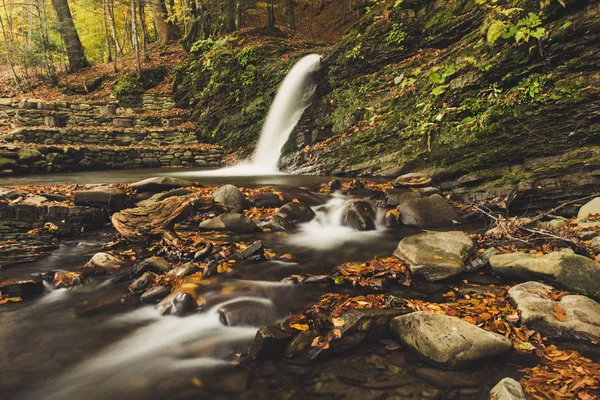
[553,304,567,322]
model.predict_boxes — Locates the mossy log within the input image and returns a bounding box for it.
[111,194,214,243]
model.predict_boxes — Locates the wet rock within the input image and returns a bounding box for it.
[218,298,276,327]
[73,187,126,211]
[248,192,282,208]
[212,184,245,212]
[391,312,512,368]
[140,285,171,302]
[591,237,600,254]
[274,202,315,225]
[193,242,213,261]
[384,209,400,228]
[129,271,156,293]
[383,189,421,207]
[578,197,600,220]
[397,194,460,228]
[490,249,600,297]
[280,189,329,206]
[0,279,43,299]
[261,214,293,231]
[465,247,498,272]
[169,262,199,277]
[393,173,433,188]
[341,200,376,231]
[199,212,261,233]
[87,252,126,270]
[136,188,194,207]
[0,188,25,200]
[508,281,600,343]
[21,195,47,206]
[130,176,195,193]
[577,231,598,241]
[231,240,265,262]
[393,231,474,281]
[156,287,199,316]
[541,218,568,230]
[286,308,408,363]
[53,272,84,288]
[129,256,173,278]
[326,179,342,191]
[489,378,526,400]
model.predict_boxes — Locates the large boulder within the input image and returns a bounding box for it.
[130,176,195,193]
[393,231,474,281]
[390,312,513,368]
[490,249,600,297]
[342,200,376,231]
[199,212,261,233]
[578,197,600,219]
[262,201,315,231]
[212,184,245,212]
[74,187,126,211]
[489,378,526,400]
[508,281,600,343]
[397,194,460,228]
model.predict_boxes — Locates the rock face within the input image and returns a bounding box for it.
[393,231,474,281]
[489,378,526,400]
[508,281,600,343]
[199,212,261,233]
[578,197,600,219]
[490,249,600,298]
[397,194,460,228]
[212,184,245,212]
[130,176,195,193]
[342,200,376,231]
[390,312,513,368]
[74,187,126,211]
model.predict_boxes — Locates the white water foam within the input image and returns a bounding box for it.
[287,194,385,250]
[175,54,322,177]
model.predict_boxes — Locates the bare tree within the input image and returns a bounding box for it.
[150,0,180,43]
[131,0,141,72]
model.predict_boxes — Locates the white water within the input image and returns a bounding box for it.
[287,194,385,250]
[175,54,322,177]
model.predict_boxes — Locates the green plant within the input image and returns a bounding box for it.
[387,23,407,47]
[503,13,546,43]
[347,44,364,61]
[237,46,257,67]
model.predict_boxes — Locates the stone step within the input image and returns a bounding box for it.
[2,108,190,129]
[1,126,200,147]
[0,142,222,176]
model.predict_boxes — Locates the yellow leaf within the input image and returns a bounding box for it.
[279,253,294,260]
[332,317,345,327]
[433,255,443,259]
[290,323,309,331]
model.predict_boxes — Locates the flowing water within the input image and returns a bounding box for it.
[175,54,322,177]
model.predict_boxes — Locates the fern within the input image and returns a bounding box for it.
[487,20,509,44]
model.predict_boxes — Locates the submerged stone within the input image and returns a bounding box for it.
[199,212,261,233]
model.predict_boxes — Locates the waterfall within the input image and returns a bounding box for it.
[175,54,322,177]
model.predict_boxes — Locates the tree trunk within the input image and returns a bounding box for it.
[105,0,123,56]
[285,0,295,30]
[267,0,275,28]
[150,0,180,43]
[137,0,150,61]
[130,0,141,72]
[102,1,113,63]
[224,0,235,33]
[50,0,88,72]
[235,0,242,30]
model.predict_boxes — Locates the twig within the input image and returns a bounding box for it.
[524,194,600,227]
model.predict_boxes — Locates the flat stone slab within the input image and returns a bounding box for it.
[130,176,195,193]
[490,249,600,298]
[74,187,126,210]
[391,311,513,368]
[393,231,474,281]
[508,281,600,343]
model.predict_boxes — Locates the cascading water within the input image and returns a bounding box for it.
[175,54,322,177]
[286,194,385,250]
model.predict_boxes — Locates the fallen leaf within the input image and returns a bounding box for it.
[290,323,309,331]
